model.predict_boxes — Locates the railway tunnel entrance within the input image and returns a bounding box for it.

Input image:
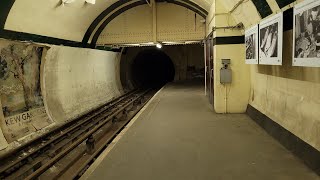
[120,44,205,90]
[131,49,175,88]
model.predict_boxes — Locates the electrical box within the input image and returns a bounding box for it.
[220,69,232,83]
[220,59,232,84]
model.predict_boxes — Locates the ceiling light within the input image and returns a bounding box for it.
[85,0,95,4]
[156,43,162,49]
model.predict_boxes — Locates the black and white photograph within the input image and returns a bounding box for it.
[245,25,259,64]
[259,12,283,65]
[293,0,320,67]
[260,23,278,58]
[246,34,255,59]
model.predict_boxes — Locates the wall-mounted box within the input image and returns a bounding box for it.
[220,68,232,84]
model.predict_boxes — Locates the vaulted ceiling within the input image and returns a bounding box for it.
[0,0,297,47]
[0,0,213,47]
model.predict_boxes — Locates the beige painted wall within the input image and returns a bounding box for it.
[44,46,123,124]
[97,3,206,45]
[5,0,210,43]
[6,0,119,41]
[207,0,320,151]
[206,0,215,36]
[219,0,261,28]
[250,30,320,151]
[207,0,251,113]
[214,44,250,113]
[97,4,153,45]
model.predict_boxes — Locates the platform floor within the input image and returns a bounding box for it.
[83,81,319,180]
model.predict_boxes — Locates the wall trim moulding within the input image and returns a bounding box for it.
[212,35,245,46]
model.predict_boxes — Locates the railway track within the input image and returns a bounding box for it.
[0,88,156,179]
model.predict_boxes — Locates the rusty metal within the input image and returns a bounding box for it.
[86,135,95,155]
[67,90,155,179]
[24,89,151,180]
[0,89,139,178]
[112,117,118,123]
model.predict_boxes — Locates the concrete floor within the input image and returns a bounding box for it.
[84,81,319,180]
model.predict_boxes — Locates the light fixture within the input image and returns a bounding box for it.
[156,43,162,49]
[61,0,76,6]
[85,0,95,4]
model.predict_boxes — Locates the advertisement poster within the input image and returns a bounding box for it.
[245,25,259,64]
[0,40,52,142]
[259,12,283,65]
[293,0,320,67]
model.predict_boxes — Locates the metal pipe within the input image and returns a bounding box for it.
[152,0,157,43]
[204,42,207,96]
[207,0,245,28]
[212,23,243,31]
[146,0,152,7]
[230,0,245,13]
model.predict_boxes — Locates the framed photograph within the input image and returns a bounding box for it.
[245,25,259,64]
[293,0,320,67]
[259,12,283,65]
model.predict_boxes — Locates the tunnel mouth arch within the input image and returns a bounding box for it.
[131,48,175,89]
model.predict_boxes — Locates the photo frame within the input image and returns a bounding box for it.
[259,12,283,65]
[245,24,259,64]
[293,0,320,67]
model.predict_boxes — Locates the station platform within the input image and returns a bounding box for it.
[82,81,319,180]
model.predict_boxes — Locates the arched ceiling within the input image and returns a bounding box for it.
[0,0,298,47]
[0,0,213,47]
[96,3,206,45]
[83,0,209,47]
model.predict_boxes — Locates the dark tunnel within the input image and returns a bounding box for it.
[131,49,175,88]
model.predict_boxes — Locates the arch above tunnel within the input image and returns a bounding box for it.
[95,3,206,46]
[82,0,209,47]
[0,0,211,47]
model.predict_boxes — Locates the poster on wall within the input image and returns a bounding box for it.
[0,123,8,150]
[245,25,259,64]
[0,40,53,142]
[293,0,320,67]
[259,12,283,65]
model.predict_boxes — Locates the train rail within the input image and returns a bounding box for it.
[0,88,156,179]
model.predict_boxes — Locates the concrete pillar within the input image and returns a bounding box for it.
[210,0,250,113]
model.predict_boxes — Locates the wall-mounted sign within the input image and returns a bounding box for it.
[259,12,283,65]
[245,25,259,64]
[293,0,320,67]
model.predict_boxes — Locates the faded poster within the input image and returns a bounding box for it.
[0,100,8,150]
[0,40,52,142]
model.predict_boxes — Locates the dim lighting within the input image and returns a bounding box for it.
[156,43,162,49]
